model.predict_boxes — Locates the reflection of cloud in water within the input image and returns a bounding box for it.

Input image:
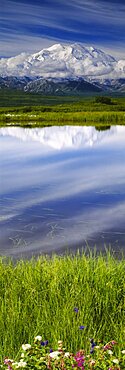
[0,125,124,150]
[1,124,125,257]
[2,199,125,257]
[0,213,18,222]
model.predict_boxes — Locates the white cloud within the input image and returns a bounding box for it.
[0,34,55,57]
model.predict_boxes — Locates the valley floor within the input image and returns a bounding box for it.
[0,92,125,126]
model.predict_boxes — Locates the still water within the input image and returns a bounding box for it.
[0,125,125,258]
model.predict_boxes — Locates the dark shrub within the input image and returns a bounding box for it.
[95,96,112,104]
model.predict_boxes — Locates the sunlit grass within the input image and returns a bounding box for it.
[0,111,125,125]
[0,95,125,125]
[0,250,125,362]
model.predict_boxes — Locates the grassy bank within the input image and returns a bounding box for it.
[0,94,125,126]
[1,110,125,126]
[0,251,125,362]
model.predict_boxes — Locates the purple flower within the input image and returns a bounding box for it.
[4,359,13,370]
[41,340,48,346]
[49,349,53,353]
[103,344,112,350]
[79,326,86,330]
[74,307,79,313]
[90,338,96,353]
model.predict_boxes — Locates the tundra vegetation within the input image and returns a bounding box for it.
[0,90,125,126]
[0,250,125,368]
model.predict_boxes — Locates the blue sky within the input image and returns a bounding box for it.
[1,0,125,58]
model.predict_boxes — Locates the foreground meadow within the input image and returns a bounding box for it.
[0,250,125,367]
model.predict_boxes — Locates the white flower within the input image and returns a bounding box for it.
[49,351,60,359]
[113,359,119,364]
[108,350,113,355]
[20,354,24,358]
[16,361,27,368]
[34,335,42,341]
[122,350,125,354]
[22,344,31,351]
[64,352,70,357]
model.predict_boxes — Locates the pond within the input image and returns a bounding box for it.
[0,125,125,258]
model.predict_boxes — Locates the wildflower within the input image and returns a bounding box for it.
[108,350,113,355]
[4,359,13,370]
[34,335,42,341]
[103,344,112,350]
[16,361,27,368]
[20,354,24,358]
[121,350,125,354]
[49,351,60,359]
[90,339,96,354]
[22,344,31,351]
[74,308,79,313]
[79,326,86,330]
[49,349,53,353]
[64,352,70,357]
[112,359,119,365]
[104,341,117,351]
[41,340,48,346]
[4,359,13,365]
[74,350,85,368]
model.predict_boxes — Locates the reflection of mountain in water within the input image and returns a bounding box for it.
[0,125,124,151]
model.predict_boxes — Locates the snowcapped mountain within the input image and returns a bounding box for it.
[91,78,125,93]
[0,42,125,79]
[0,43,125,94]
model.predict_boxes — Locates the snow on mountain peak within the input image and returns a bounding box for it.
[0,42,125,79]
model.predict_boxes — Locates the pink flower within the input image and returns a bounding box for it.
[74,351,85,368]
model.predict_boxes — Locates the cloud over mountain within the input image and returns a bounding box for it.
[0,43,125,80]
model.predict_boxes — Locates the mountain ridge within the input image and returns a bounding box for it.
[0,43,125,94]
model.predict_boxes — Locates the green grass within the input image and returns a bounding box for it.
[0,111,125,127]
[0,93,125,125]
[0,250,125,362]
[0,89,83,108]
